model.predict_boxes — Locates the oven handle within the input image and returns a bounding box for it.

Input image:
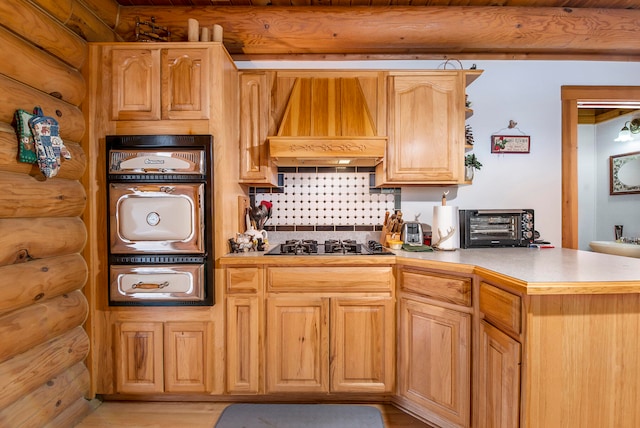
[131,281,170,290]
[132,185,176,193]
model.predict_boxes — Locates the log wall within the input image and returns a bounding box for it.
[0,0,119,425]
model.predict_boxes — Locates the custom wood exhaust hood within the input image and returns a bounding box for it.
[268,77,387,167]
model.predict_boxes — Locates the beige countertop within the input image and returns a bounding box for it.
[221,247,640,295]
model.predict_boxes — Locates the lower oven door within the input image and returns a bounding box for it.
[109,183,204,254]
[110,264,205,304]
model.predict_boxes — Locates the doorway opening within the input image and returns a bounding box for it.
[561,86,640,248]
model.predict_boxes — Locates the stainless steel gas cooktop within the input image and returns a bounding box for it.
[265,239,394,256]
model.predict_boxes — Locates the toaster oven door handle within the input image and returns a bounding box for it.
[474,209,526,215]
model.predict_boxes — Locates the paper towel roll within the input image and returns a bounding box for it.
[432,206,459,250]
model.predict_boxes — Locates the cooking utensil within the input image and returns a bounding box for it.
[250,205,266,229]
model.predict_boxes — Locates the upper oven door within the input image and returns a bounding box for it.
[109,183,205,254]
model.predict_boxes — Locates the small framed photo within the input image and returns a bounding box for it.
[491,135,531,153]
[610,151,640,195]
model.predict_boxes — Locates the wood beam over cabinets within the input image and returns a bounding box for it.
[115,6,640,61]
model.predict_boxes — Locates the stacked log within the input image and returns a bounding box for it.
[0,0,120,425]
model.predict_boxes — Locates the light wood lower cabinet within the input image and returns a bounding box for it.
[396,266,472,428]
[398,298,471,428]
[265,296,395,394]
[263,265,395,395]
[226,295,261,393]
[266,297,329,393]
[225,266,263,394]
[331,297,395,393]
[116,322,164,394]
[115,321,213,394]
[476,320,521,428]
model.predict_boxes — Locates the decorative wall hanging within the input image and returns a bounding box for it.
[134,16,171,42]
[491,120,531,153]
[610,151,640,195]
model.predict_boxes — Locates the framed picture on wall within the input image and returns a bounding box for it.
[610,151,640,195]
[491,135,530,153]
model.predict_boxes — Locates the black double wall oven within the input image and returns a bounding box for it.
[106,135,214,306]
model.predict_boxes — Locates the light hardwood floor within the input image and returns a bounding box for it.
[75,401,434,427]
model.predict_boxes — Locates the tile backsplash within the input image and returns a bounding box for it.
[250,167,400,231]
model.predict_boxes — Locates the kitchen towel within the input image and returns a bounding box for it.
[432,205,459,250]
[401,243,433,252]
[215,403,385,428]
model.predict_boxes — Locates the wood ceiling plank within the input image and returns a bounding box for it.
[115,6,640,59]
[114,0,640,6]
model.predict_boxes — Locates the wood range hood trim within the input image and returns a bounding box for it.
[268,77,387,167]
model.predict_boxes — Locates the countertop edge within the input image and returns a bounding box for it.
[219,248,640,295]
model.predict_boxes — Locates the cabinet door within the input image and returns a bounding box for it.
[239,72,278,185]
[161,48,210,120]
[164,321,212,393]
[111,48,161,121]
[477,320,521,428]
[266,297,329,393]
[383,72,463,183]
[398,298,471,427]
[227,296,261,394]
[115,321,164,394]
[331,297,395,393]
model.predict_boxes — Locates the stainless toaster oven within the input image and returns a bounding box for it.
[459,209,534,248]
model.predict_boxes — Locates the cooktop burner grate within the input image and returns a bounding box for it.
[265,239,394,256]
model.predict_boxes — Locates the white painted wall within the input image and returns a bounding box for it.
[237,60,640,246]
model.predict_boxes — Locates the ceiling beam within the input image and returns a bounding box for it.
[115,6,640,60]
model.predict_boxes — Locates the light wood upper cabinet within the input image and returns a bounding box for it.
[110,47,210,121]
[376,70,482,186]
[161,48,210,120]
[111,48,161,121]
[239,72,278,185]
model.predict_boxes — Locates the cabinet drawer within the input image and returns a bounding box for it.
[226,267,262,294]
[479,282,521,336]
[400,269,471,306]
[267,266,393,293]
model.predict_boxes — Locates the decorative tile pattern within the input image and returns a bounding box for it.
[250,167,400,229]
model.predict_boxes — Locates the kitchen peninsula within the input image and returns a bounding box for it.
[221,247,640,428]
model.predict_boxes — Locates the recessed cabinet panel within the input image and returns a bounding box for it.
[115,322,164,394]
[162,48,210,120]
[400,268,472,306]
[239,72,277,185]
[385,73,462,183]
[111,49,161,121]
[331,297,394,393]
[227,296,260,394]
[266,297,329,393]
[398,298,471,427]
[480,282,522,337]
[164,321,212,393]
[477,320,521,428]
